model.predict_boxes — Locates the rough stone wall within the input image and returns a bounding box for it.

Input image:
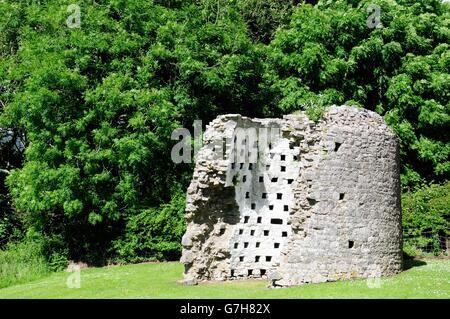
[180,105,403,286]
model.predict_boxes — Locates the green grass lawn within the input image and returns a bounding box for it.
[0,259,448,299]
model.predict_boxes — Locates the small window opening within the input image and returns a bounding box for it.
[334,142,342,152]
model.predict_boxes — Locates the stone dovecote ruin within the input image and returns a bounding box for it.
[180,105,403,287]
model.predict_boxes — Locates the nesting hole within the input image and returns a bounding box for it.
[274,243,280,249]
[264,230,269,236]
[348,240,354,248]
[265,256,272,262]
[271,218,283,225]
[282,231,288,237]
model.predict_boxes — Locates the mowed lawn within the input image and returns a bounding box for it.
[0,259,448,299]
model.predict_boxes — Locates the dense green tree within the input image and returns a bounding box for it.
[0,0,264,263]
[265,0,450,188]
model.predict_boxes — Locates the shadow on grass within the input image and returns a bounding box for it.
[403,258,427,270]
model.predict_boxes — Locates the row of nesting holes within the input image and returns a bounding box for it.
[232,162,297,171]
[238,228,288,237]
[244,202,290,211]
[230,269,266,277]
[237,175,294,184]
[234,241,281,250]
[238,255,274,263]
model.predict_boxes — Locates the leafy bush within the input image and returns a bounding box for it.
[0,239,50,288]
[112,189,186,263]
[402,181,450,256]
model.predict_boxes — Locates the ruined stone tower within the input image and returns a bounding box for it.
[180,105,402,287]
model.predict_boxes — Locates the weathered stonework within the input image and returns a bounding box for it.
[180,105,403,287]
